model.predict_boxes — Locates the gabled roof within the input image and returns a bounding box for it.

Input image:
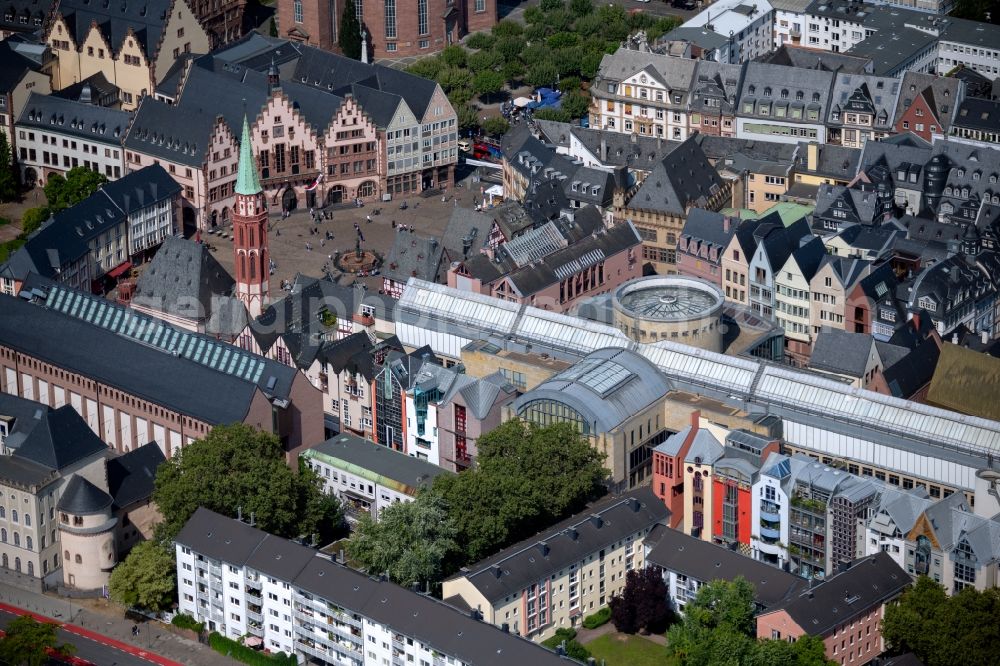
[646,525,806,608]
[893,72,961,131]
[809,329,875,378]
[453,373,515,420]
[680,209,738,250]
[132,236,236,322]
[0,39,42,93]
[384,234,444,286]
[788,237,827,282]
[318,332,375,377]
[879,336,940,399]
[54,0,177,61]
[57,475,113,515]
[17,92,129,143]
[123,97,218,168]
[628,136,722,215]
[0,394,107,474]
[106,442,166,510]
[448,487,668,604]
[176,507,571,666]
[765,552,908,635]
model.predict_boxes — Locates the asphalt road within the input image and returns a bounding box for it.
[0,609,155,666]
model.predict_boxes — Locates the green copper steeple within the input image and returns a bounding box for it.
[235,115,262,196]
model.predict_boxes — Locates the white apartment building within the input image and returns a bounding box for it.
[175,507,569,666]
[772,0,811,48]
[678,0,775,64]
[97,163,181,258]
[936,21,1000,80]
[15,93,128,186]
[301,433,450,522]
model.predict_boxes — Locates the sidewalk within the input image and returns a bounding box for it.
[0,583,238,666]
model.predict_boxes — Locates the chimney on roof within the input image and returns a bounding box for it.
[950,265,959,283]
[691,409,701,431]
[538,542,550,557]
[723,216,731,233]
[601,138,608,162]
[807,142,819,172]
[982,329,989,345]
[268,58,280,93]
[952,331,959,345]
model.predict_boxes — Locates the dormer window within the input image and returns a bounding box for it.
[780,89,789,99]
[763,87,771,97]
[748,85,756,95]
[796,91,804,100]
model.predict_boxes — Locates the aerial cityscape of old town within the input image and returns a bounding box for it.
[0,0,997,663]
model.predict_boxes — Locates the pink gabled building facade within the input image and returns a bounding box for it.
[675,209,740,289]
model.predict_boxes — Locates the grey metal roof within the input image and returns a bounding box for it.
[123,97,217,168]
[953,97,1000,133]
[596,46,697,97]
[98,163,180,214]
[176,508,572,666]
[827,74,900,130]
[765,552,908,634]
[17,92,129,144]
[646,526,806,608]
[762,45,871,74]
[845,27,937,76]
[0,394,107,472]
[680,209,739,251]
[513,347,670,433]
[440,207,492,264]
[304,432,451,490]
[384,234,444,287]
[683,428,725,465]
[454,373,515,421]
[737,62,835,125]
[0,288,296,424]
[57,475,113,515]
[450,487,668,604]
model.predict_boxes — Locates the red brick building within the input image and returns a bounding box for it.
[756,552,909,666]
[277,0,497,60]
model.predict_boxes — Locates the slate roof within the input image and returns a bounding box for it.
[55,0,175,61]
[99,162,180,214]
[453,373,515,420]
[789,237,826,282]
[809,329,874,379]
[762,45,871,74]
[689,60,742,116]
[502,222,640,298]
[845,26,937,77]
[893,72,961,132]
[57,475,113,515]
[0,394,107,476]
[737,62,835,126]
[867,486,932,539]
[0,39,41,93]
[570,127,678,171]
[384,234,444,287]
[927,344,1000,421]
[440,208,492,264]
[793,142,861,182]
[133,236,237,322]
[0,289,296,425]
[595,47,697,106]
[766,552,908,635]
[124,97,218,168]
[646,526,806,609]
[16,92,129,143]
[628,136,723,215]
[680,209,739,252]
[879,336,940,399]
[176,508,571,666]
[827,74,900,131]
[106,442,165,510]
[953,97,1000,133]
[318,331,374,376]
[304,432,450,492]
[449,487,668,604]
[831,223,897,255]
[906,255,992,325]
[683,427,724,465]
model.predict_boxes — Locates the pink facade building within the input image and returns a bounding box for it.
[675,209,740,289]
[436,373,516,472]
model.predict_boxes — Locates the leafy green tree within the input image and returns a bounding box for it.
[523,6,544,24]
[473,70,505,100]
[448,87,474,107]
[491,19,523,38]
[455,103,480,130]
[339,0,362,60]
[533,108,573,123]
[465,32,495,50]
[500,59,525,84]
[570,0,594,15]
[440,45,467,68]
[109,541,177,612]
[540,0,564,9]
[493,35,526,62]
[0,130,18,202]
[542,9,574,33]
[527,60,560,88]
[481,117,510,138]
[153,424,343,542]
[347,494,457,588]
[435,66,472,94]
[407,55,444,80]
[790,635,835,666]
[43,167,106,212]
[648,16,683,41]
[0,616,75,666]
[547,32,579,50]
[468,49,500,73]
[609,565,673,634]
[541,628,590,661]
[20,206,50,236]
[561,92,591,119]
[433,421,606,563]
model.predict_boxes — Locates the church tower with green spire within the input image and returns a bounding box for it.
[232,115,269,318]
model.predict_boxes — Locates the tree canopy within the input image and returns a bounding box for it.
[153,423,342,542]
[108,540,177,612]
[609,565,673,634]
[882,576,1000,666]
[0,130,18,202]
[433,420,607,563]
[667,578,835,666]
[339,0,362,60]
[0,616,75,666]
[346,493,457,588]
[43,166,107,213]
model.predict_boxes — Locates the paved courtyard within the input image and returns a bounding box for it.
[207,167,493,293]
